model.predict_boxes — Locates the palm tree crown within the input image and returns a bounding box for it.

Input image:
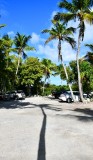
[14,32,36,75]
[54,0,93,40]
[42,21,76,61]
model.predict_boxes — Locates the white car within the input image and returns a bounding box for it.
[15,90,26,100]
[59,91,80,103]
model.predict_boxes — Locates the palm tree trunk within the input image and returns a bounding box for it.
[58,39,75,102]
[42,76,46,94]
[62,61,76,102]
[16,53,21,75]
[76,35,84,102]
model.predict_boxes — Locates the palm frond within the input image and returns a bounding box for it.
[85,44,93,51]
[25,45,36,51]
[22,51,27,59]
[41,29,50,33]
[58,0,76,12]
[81,51,93,64]
[64,36,76,49]
[54,12,76,23]
[45,35,56,44]
[84,12,93,24]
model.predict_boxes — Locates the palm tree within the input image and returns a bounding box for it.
[54,0,93,102]
[41,58,56,94]
[42,21,76,102]
[14,32,36,75]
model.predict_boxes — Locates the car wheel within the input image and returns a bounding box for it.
[67,98,72,103]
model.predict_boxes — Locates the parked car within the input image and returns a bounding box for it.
[3,92,11,101]
[9,91,17,100]
[52,90,66,99]
[59,91,80,103]
[15,90,25,100]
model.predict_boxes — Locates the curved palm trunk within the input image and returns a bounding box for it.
[16,53,21,75]
[62,61,76,102]
[76,35,84,102]
[58,39,76,102]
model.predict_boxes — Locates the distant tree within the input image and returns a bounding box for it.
[20,57,43,95]
[69,60,93,93]
[41,58,56,94]
[14,32,36,75]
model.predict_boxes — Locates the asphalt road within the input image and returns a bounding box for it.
[0,96,93,160]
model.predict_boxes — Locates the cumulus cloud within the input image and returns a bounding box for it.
[32,35,76,63]
[30,32,45,44]
[7,31,15,36]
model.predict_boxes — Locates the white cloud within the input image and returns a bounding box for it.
[7,31,15,36]
[33,37,76,63]
[31,32,45,44]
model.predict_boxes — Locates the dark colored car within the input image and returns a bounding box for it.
[52,90,66,99]
[10,91,17,100]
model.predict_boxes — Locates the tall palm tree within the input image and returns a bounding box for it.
[42,21,76,101]
[54,0,93,102]
[41,58,56,94]
[14,32,35,75]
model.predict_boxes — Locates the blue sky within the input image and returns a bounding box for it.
[0,0,93,86]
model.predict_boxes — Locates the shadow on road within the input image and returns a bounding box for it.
[37,106,46,160]
[72,108,93,122]
[56,108,93,122]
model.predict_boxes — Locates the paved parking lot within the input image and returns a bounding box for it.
[0,97,93,160]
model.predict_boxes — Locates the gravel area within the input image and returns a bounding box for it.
[0,96,93,160]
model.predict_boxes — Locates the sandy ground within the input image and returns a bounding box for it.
[0,96,93,160]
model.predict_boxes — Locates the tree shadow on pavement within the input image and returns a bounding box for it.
[0,100,32,109]
[56,108,93,122]
[72,108,93,122]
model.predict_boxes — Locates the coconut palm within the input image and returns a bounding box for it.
[41,58,56,94]
[54,0,93,102]
[14,32,35,75]
[42,21,76,101]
